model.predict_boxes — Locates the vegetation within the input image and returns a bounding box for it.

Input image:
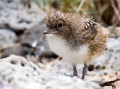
[38,0,120,26]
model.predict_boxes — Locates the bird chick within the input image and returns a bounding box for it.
[43,11,108,79]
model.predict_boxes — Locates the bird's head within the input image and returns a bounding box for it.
[43,11,72,36]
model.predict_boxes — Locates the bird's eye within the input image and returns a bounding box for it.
[57,21,63,28]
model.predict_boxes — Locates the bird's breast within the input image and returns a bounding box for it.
[45,34,89,64]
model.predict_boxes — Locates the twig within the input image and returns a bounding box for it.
[110,0,120,21]
[76,0,85,12]
[99,78,120,87]
[117,0,120,11]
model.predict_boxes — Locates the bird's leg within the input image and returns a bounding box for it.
[81,63,87,80]
[73,64,78,76]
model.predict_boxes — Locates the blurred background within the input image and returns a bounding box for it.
[0,0,120,63]
[40,0,120,26]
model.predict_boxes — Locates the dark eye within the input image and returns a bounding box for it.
[57,21,63,28]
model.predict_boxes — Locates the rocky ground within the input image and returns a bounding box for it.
[0,0,120,89]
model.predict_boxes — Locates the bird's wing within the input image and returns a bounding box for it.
[81,20,98,40]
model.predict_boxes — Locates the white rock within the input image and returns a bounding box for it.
[0,0,46,30]
[0,55,100,89]
[0,29,17,50]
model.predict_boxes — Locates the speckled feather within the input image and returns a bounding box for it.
[45,11,108,64]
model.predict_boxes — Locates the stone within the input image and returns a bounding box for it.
[1,46,30,58]
[108,26,120,38]
[0,55,100,89]
[0,55,44,89]
[0,0,46,32]
[0,29,17,50]
[0,0,57,62]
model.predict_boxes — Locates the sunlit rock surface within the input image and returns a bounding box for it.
[0,55,100,89]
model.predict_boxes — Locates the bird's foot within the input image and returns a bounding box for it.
[81,63,87,80]
[65,74,79,78]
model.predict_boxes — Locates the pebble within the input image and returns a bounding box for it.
[0,29,17,50]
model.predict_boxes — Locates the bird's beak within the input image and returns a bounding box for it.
[43,29,58,35]
[43,29,51,35]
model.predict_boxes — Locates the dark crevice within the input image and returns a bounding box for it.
[100,78,120,87]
